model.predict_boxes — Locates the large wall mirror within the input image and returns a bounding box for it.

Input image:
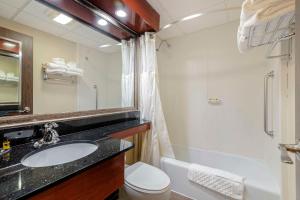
[0,0,135,118]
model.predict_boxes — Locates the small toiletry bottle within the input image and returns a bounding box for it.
[1,139,11,161]
[3,139,10,151]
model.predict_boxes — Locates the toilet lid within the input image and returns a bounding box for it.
[125,162,170,192]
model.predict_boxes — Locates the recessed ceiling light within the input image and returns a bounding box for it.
[97,19,108,26]
[161,13,204,30]
[53,14,73,25]
[162,24,172,30]
[116,43,122,46]
[115,10,127,18]
[99,44,111,48]
[181,13,203,21]
[3,42,16,48]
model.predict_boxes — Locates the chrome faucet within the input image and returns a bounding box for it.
[279,140,300,164]
[34,122,60,148]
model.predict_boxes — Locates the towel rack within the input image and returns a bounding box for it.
[249,13,295,47]
[240,13,295,53]
[265,32,295,59]
[42,64,76,84]
[264,71,274,137]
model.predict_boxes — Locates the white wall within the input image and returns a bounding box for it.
[157,21,282,181]
[105,51,123,107]
[77,44,122,111]
[295,0,300,198]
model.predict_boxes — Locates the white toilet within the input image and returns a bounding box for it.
[124,162,171,200]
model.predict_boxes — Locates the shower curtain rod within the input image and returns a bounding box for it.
[158,6,241,32]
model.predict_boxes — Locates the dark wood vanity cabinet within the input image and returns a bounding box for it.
[29,153,125,200]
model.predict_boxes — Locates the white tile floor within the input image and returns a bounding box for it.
[170,192,192,200]
[119,189,191,200]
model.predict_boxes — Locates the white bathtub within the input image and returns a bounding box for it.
[160,145,280,200]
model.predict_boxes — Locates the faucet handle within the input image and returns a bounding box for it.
[44,122,58,129]
[50,122,58,128]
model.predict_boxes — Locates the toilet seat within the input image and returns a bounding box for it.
[125,162,170,194]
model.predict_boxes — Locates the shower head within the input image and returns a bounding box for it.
[156,40,171,51]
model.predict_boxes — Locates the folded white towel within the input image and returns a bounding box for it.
[6,76,19,82]
[52,58,65,65]
[187,164,245,200]
[240,0,294,29]
[0,74,6,80]
[67,62,77,69]
[6,73,15,78]
[0,71,6,80]
[67,67,83,74]
[46,62,68,70]
[65,71,82,76]
[44,60,83,77]
[45,68,82,77]
[241,0,294,21]
[45,68,66,75]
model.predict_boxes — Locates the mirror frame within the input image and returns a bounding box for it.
[0,27,33,116]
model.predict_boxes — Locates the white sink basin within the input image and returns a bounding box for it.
[21,141,98,167]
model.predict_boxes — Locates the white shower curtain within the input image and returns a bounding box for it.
[121,39,135,107]
[138,33,174,167]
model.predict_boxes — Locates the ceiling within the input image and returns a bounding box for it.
[0,0,121,53]
[146,0,243,39]
[0,0,244,47]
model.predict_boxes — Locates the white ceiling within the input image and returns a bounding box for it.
[146,0,243,39]
[0,0,243,47]
[0,0,121,53]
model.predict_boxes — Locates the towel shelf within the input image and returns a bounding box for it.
[42,64,77,84]
[265,32,294,59]
[0,78,19,84]
[238,0,295,53]
[248,20,295,49]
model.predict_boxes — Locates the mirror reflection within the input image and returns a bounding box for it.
[0,39,21,111]
[0,0,134,117]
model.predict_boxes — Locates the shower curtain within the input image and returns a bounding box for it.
[121,39,135,107]
[138,33,174,167]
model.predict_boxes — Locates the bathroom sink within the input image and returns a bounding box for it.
[21,141,98,167]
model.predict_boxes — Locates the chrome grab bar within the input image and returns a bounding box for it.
[264,71,274,136]
[93,85,98,110]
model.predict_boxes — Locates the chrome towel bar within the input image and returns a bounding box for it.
[93,84,98,110]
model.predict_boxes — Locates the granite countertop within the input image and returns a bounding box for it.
[0,120,148,200]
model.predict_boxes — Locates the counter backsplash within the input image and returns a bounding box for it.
[0,111,140,146]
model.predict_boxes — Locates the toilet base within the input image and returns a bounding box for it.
[123,185,171,200]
